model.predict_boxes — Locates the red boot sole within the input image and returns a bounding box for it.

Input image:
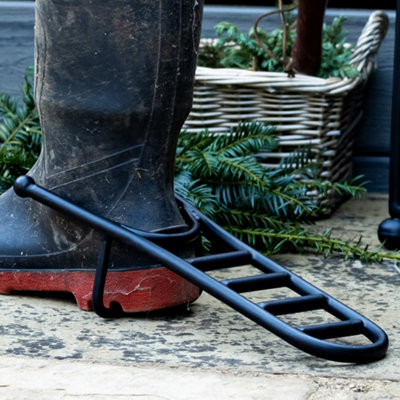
[0,267,200,312]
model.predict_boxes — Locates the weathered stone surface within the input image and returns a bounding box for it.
[0,356,399,399]
[0,193,398,398]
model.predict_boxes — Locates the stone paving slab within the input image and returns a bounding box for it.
[0,193,398,394]
[0,259,398,379]
[0,356,399,400]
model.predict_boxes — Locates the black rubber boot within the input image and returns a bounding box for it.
[0,0,204,311]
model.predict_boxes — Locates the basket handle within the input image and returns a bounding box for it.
[350,11,389,72]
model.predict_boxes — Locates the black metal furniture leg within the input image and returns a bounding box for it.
[378,0,400,249]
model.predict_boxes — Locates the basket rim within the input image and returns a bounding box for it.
[195,10,389,95]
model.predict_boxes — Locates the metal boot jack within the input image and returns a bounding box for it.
[2,1,389,364]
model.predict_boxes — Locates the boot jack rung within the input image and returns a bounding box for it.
[189,250,251,271]
[258,294,327,315]
[221,272,290,292]
[299,319,365,340]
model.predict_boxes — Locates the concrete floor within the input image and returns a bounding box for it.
[0,193,399,399]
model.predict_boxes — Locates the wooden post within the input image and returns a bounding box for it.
[291,0,329,76]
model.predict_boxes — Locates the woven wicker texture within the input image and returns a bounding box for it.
[184,11,388,211]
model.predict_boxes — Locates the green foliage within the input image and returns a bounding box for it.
[198,16,359,79]
[320,16,359,79]
[0,66,40,192]
[176,122,312,221]
[175,122,384,259]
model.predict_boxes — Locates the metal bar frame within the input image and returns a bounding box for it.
[14,175,389,364]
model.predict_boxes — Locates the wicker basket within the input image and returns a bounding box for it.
[184,11,389,213]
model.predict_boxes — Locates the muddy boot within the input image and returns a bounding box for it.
[0,0,204,312]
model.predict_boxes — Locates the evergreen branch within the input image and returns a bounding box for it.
[212,122,277,156]
[225,226,400,263]
[0,94,18,119]
[0,110,38,148]
[218,157,265,183]
[267,187,315,216]
[311,179,367,198]
[0,67,41,187]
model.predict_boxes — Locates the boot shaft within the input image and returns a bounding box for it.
[33,0,204,229]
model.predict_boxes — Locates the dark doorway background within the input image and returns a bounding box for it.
[204,0,396,9]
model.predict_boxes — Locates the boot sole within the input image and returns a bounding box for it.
[0,267,200,312]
